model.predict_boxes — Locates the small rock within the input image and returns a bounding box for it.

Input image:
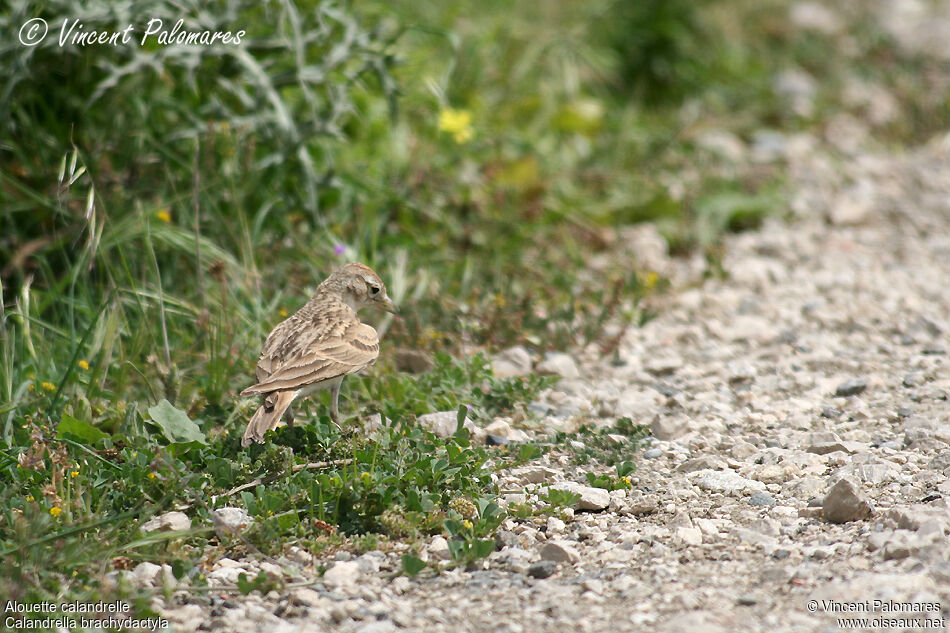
[211,507,252,532]
[676,456,727,473]
[128,562,163,587]
[727,361,757,383]
[790,2,842,34]
[748,493,776,507]
[540,540,581,563]
[141,511,191,533]
[486,434,509,446]
[737,594,759,606]
[394,349,434,374]
[527,560,558,579]
[291,587,325,607]
[511,466,557,484]
[645,356,683,376]
[903,373,925,388]
[484,419,513,438]
[427,536,450,560]
[835,377,868,397]
[535,353,580,379]
[806,431,866,455]
[546,516,566,533]
[675,527,703,546]
[822,478,873,523]
[652,417,687,440]
[821,406,842,419]
[207,565,246,586]
[829,182,874,226]
[548,482,610,511]
[691,470,767,495]
[644,448,663,459]
[495,530,519,550]
[492,346,534,378]
[416,411,459,438]
[323,561,361,589]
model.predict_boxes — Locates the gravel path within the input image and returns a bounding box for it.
[143,2,950,625]
[147,129,950,632]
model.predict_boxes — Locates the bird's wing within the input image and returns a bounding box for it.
[241,314,379,395]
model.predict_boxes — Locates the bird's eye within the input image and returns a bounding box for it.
[370,285,380,295]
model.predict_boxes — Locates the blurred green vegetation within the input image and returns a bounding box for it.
[1,0,946,609]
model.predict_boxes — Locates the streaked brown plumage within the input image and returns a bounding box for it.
[240,262,397,446]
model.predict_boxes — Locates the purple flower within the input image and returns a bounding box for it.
[333,244,346,256]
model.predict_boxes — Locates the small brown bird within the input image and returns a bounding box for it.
[240,262,398,446]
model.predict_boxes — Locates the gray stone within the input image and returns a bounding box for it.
[540,540,581,563]
[652,417,687,440]
[644,448,663,459]
[291,587,326,607]
[903,372,925,388]
[535,353,580,379]
[486,434,509,446]
[675,527,703,546]
[141,511,191,533]
[748,493,776,507]
[676,456,727,473]
[527,560,559,579]
[416,411,460,438]
[483,419,513,438]
[128,562,166,588]
[823,478,873,523]
[790,2,842,34]
[645,356,683,376]
[323,561,361,588]
[548,482,610,511]
[427,535,450,560]
[835,377,868,397]
[211,507,252,532]
[492,346,533,378]
[690,470,767,495]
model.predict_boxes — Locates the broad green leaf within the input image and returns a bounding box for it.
[401,554,426,577]
[57,414,109,445]
[147,399,206,444]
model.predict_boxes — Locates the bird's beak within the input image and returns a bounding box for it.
[378,296,399,314]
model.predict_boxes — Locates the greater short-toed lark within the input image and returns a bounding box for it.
[240,262,397,446]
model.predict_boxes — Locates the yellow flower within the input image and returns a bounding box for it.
[643,272,660,290]
[27,372,35,379]
[78,360,89,370]
[156,209,172,223]
[147,472,157,480]
[49,507,62,517]
[70,470,79,478]
[438,108,474,144]
[41,382,56,392]
[28,384,35,392]
[278,308,288,318]
[462,519,473,530]
[26,495,34,502]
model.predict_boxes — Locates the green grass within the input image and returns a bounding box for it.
[1,0,946,614]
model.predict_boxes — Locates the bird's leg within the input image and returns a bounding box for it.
[284,406,295,428]
[329,381,343,430]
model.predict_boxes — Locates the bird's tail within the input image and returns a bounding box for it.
[242,390,297,446]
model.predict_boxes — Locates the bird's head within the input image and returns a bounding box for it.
[328,262,399,314]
